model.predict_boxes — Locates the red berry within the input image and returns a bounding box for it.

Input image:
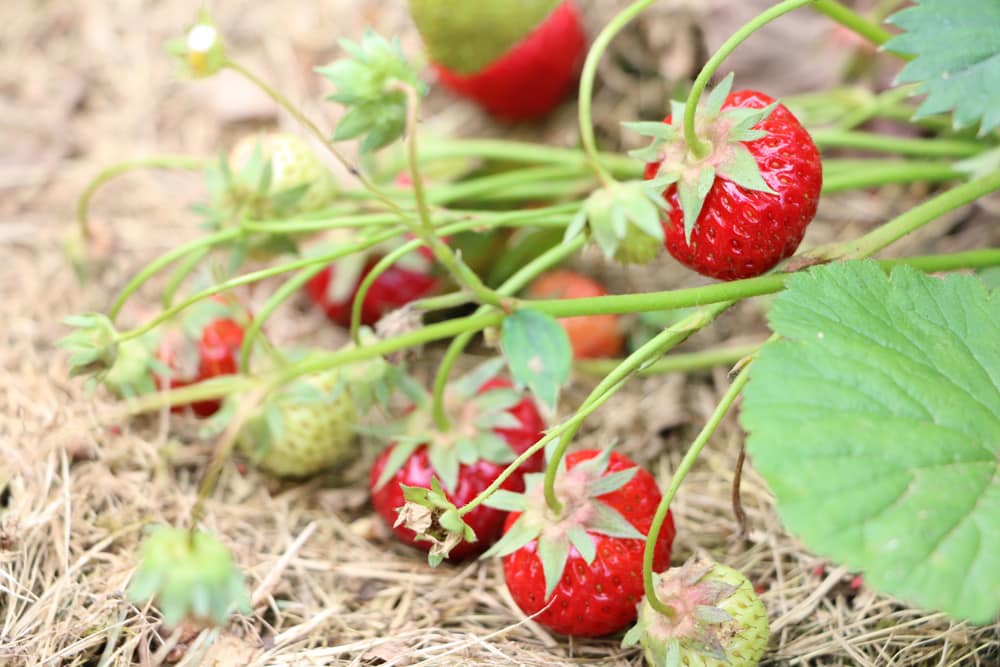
[369,377,545,560]
[643,90,822,280]
[420,1,586,121]
[497,450,675,637]
[305,258,439,328]
[526,270,623,359]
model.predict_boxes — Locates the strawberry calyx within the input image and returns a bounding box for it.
[369,358,525,494]
[622,559,770,667]
[317,30,426,153]
[626,73,778,244]
[481,448,645,599]
[59,313,120,381]
[395,479,477,566]
[565,181,668,265]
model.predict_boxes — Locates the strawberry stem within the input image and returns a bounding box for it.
[109,228,241,321]
[642,356,757,616]
[576,0,660,186]
[393,82,505,313]
[541,302,733,514]
[683,0,816,160]
[811,130,984,159]
[812,0,895,47]
[574,342,762,377]
[429,235,587,431]
[77,155,208,242]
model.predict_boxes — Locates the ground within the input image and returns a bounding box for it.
[1,0,998,665]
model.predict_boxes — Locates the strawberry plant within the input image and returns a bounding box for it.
[62,0,1000,661]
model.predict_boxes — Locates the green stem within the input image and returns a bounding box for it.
[822,162,960,193]
[812,129,984,158]
[239,263,328,372]
[684,0,816,158]
[223,59,402,215]
[643,360,755,616]
[425,164,586,206]
[161,246,210,308]
[576,0,657,184]
[835,85,915,130]
[77,156,208,241]
[812,0,894,46]
[396,83,502,313]
[820,170,1000,259]
[574,342,761,377]
[108,228,240,321]
[349,241,420,346]
[122,247,1000,414]
[242,211,417,235]
[542,302,732,514]
[429,235,587,430]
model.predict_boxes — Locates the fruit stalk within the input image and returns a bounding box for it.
[77,155,208,241]
[393,81,504,310]
[683,0,816,159]
[812,0,895,46]
[642,354,756,615]
[574,342,762,377]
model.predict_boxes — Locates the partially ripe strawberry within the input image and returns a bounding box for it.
[484,449,675,637]
[237,369,358,478]
[369,361,545,560]
[526,270,624,359]
[622,559,770,667]
[636,74,822,280]
[409,0,586,121]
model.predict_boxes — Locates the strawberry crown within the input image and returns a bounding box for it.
[317,30,426,153]
[626,73,778,244]
[481,448,645,599]
[563,180,669,265]
[369,357,526,494]
[396,479,477,566]
[622,559,768,666]
[127,525,249,627]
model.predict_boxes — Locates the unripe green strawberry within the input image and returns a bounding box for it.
[227,132,337,218]
[623,559,769,667]
[237,369,358,478]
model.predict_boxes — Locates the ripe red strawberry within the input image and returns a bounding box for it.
[526,270,624,359]
[409,0,586,121]
[153,299,247,417]
[484,449,676,637]
[369,361,546,560]
[636,75,822,280]
[305,249,439,328]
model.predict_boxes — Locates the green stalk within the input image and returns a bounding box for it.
[429,235,587,430]
[121,247,1000,414]
[161,246,210,308]
[642,361,755,616]
[574,343,761,377]
[576,0,659,183]
[77,155,208,241]
[812,0,894,46]
[108,228,240,321]
[822,162,960,193]
[542,302,733,514]
[819,170,1000,258]
[348,239,423,345]
[812,130,984,158]
[396,83,502,314]
[243,211,418,235]
[684,0,816,158]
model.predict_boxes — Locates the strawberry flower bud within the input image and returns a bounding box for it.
[167,9,226,79]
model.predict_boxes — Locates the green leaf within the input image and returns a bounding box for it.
[742,261,1000,624]
[501,309,572,411]
[885,0,1000,134]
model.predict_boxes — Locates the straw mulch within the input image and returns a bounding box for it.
[2,0,998,665]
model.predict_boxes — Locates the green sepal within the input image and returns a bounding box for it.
[482,489,528,512]
[621,623,643,648]
[538,535,570,600]
[59,313,119,380]
[715,143,775,195]
[704,73,735,116]
[678,166,716,245]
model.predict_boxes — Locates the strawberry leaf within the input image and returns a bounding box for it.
[501,309,571,411]
[885,0,1000,135]
[742,261,1000,624]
